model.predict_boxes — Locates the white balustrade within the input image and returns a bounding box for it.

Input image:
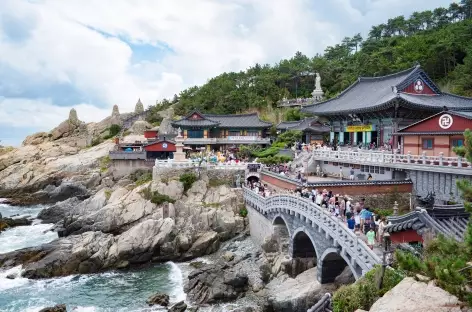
[312,149,472,169]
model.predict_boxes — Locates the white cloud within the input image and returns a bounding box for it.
[0,0,453,145]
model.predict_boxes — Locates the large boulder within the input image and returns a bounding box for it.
[265,267,335,312]
[38,304,67,312]
[22,132,49,146]
[106,218,175,267]
[186,261,249,304]
[184,231,220,259]
[369,277,461,312]
[146,292,169,306]
[169,301,187,312]
[38,197,82,224]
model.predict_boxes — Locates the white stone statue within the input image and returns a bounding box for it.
[177,127,182,137]
[315,73,321,91]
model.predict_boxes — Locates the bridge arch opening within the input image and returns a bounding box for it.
[290,231,317,277]
[320,251,356,284]
[247,175,259,184]
[272,216,290,253]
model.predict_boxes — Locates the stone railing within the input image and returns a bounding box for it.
[313,149,472,169]
[109,151,147,160]
[243,187,381,276]
[183,137,270,144]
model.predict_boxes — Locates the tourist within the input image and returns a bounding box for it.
[345,196,351,215]
[347,216,356,231]
[354,213,361,233]
[339,167,343,180]
[377,217,388,245]
[349,167,355,180]
[367,174,373,180]
[366,227,376,250]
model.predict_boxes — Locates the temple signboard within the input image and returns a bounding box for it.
[345,125,373,132]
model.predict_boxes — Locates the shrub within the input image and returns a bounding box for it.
[91,137,103,147]
[332,265,404,312]
[130,169,152,183]
[239,206,248,217]
[109,124,122,137]
[208,178,232,187]
[151,192,176,205]
[179,172,197,192]
[100,156,111,172]
[104,190,112,200]
[135,172,152,186]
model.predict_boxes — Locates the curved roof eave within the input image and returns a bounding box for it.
[303,98,398,116]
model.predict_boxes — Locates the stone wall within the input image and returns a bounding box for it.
[153,166,245,186]
[111,159,154,179]
[247,206,274,246]
[409,170,472,204]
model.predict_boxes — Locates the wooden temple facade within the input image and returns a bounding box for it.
[302,65,472,148]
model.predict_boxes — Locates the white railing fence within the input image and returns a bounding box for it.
[312,149,472,168]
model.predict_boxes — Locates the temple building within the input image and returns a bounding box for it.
[171,111,272,151]
[276,117,330,145]
[395,111,472,156]
[302,65,472,148]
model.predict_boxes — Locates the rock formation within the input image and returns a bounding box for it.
[135,98,144,114]
[0,171,246,278]
[112,105,120,119]
[130,119,152,135]
[368,277,461,312]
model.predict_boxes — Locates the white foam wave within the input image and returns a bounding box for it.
[0,222,57,253]
[0,266,30,291]
[166,262,186,303]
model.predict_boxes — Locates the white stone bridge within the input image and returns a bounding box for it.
[243,187,381,283]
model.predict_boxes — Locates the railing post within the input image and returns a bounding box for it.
[369,151,373,162]
[393,201,398,216]
[439,152,444,166]
[392,150,396,163]
[421,151,426,164]
[380,151,385,163]
[458,156,462,168]
[407,152,411,164]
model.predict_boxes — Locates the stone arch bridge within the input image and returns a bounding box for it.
[243,187,381,283]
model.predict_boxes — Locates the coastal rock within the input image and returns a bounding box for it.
[146,292,170,306]
[369,277,461,312]
[168,301,187,312]
[265,267,335,312]
[0,216,33,231]
[106,218,175,266]
[38,197,82,224]
[186,262,249,304]
[334,266,355,286]
[22,132,49,146]
[184,231,220,259]
[38,304,67,312]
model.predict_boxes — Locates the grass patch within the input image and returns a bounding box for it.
[140,186,175,205]
[189,261,205,269]
[130,169,153,186]
[104,190,112,200]
[332,265,404,312]
[100,156,111,172]
[91,137,103,147]
[203,202,222,208]
[179,172,197,193]
[0,146,15,156]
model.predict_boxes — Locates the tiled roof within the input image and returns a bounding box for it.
[301,66,472,116]
[394,131,465,136]
[204,113,272,128]
[171,111,271,128]
[277,118,330,133]
[144,139,176,147]
[386,204,469,241]
[399,93,472,111]
[397,110,472,133]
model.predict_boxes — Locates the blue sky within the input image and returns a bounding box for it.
[0,0,454,146]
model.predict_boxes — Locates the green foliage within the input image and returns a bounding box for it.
[258,155,292,165]
[284,108,308,121]
[253,146,281,158]
[165,4,472,117]
[179,172,198,193]
[103,124,122,140]
[151,192,176,205]
[104,190,112,200]
[332,265,404,312]
[99,156,111,172]
[91,137,103,147]
[275,130,302,147]
[129,169,153,184]
[239,206,248,217]
[372,208,394,218]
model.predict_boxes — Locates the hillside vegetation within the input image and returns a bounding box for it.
[147,1,472,124]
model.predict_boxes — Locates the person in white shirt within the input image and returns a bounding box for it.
[345,197,351,214]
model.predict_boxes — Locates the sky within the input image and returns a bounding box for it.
[0,0,454,146]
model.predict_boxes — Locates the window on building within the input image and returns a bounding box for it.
[380,167,385,174]
[452,139,464,147]
[422,139,433,150]
[229,131,241,137]
[187,129,204,138]
[247,131,259,137]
